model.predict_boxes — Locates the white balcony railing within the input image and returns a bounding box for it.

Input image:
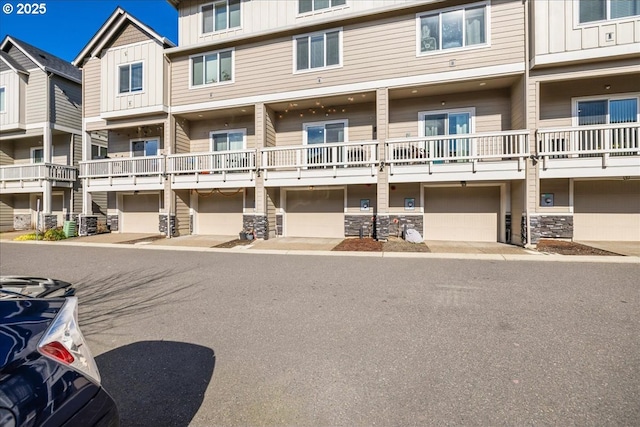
[79,156,165,179]
[0,163,77,183]
[167,150,257,175]
[261,141,378,172]
[538,123,640,162]
[386,130,529,167]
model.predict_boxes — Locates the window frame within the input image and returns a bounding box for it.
[416,1,490,57]
[30,147,46,164]
[130,138,160,157]
[209,128,247,152]
[418,107,476,137]
[117,61,144,95]
[298,0,347,15]
[302,119,349,145]
[0,86,5,113]
[571,94,640,126]
[200,0,242,35]
[91,144,108,160]
[189,48,235,89]
[293,28,343,74]
[575,0,640,25]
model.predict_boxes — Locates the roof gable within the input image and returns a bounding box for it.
[73,7,175,68]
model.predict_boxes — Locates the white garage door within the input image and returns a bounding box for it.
[198,192,243,236]
[122,194,159,233]
[574,181,640,241]
[424,186,500,242]
[286,189,344,238]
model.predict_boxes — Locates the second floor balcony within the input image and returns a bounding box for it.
[385,130,530,183]
[537,123,640,178]
[0,164,77,193]
[261,141,379,186]
[79,156,165,192]
[167,150,257,189]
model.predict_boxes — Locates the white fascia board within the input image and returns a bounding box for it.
[531,44,640,69]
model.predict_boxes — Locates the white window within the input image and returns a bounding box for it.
[303,120,347,166]
[131,139,158,157]
[91,145,108,160]
[418,3,488,53]
[31,147,44,164]
[419,108,475,158]
[191,49,233,87]
[0,87,5,112]
[579,0,640,24]
[119,62,143,94]
[294,29,342,72]
[575,96,639,125]
[202,0,241,34]
[210,129,246,152]
[299,0,346,14]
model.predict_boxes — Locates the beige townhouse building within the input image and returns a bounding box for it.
[0,37,83,232]
[73,0,639,244]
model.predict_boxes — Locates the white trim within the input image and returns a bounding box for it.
[200,0,243,37]
[30,146,46,164]
[418,107,477,136]
[415,1,491,57]
[209,127,247,151]
[292,27,343,74]
[51,123,82,135]
[296,0,348,16]
[129,137,161,157]
[189,48,235,89]
[302,119,349,145]
[571,93,640,126]
[100,105,168,119]
[573,0,640,27]
[0,86,5,113]
[172,62,525,115]
[117,60,145,96]
[531,44,640,68]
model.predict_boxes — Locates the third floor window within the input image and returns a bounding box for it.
[191,49,234,87]
[119,62,143,94]
[294,29,341,72]
[579,0,640,23]
[0,87,5,112]
[202,0,241,34]
[299,0,346,14]
[418,3,488,53]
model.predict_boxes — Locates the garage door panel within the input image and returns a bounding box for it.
[287,190,344,238]
[198,193,243,235]
[424,187,500,242]
[122,194,159,233]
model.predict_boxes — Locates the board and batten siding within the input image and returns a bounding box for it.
[101,40,165,113]
[177,0,423,47]
[533,0,640,57]
[51,75,81,130]
[171,0,525,108]
[0,71,21,128]
[83,58,101,118]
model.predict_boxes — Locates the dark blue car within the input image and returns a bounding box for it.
[0,277,119,427]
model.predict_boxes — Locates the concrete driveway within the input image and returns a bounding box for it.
[576,241,640,257]
[248,237,344,251]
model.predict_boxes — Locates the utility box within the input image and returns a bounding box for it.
[63,221,77,238]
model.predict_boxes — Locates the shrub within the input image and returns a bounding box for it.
[14,233,37,241]
[44,227,67,241]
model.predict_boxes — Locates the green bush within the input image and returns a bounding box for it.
[14,233,37,241]
[44,227,67,241]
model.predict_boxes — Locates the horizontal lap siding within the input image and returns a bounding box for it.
[83,58,101,118]
[51,76,81,130]
[25,70,46,124]
[189,115,255,152]
[111,23,151,48]
[171,1,525,108]
[108,127,164,157]
[0,196,13,231]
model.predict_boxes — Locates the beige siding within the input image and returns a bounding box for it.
[171,1,525,107]
[539,179,570,208]
[52,135,71,165]
[13,136,44,165]
[102,40,165,113]
[510,179,524,245]
[265,108,276,147]
[107,127,164,157]
[83,58,101,118]
[6,45,35,71]
[175,118,190,153]
[510,75,526,130]
[189,115,255,152]
[175,189,191,235]
[0,71,21,128]
[389,183,421,211]
[111,22,152,48]
[0,196,13,231]
[0,141,13,164]
[51,76,81,130]
[346,184,377,214]
[389,90,511,138]
[72,134,83,215]
[25,70,47,124]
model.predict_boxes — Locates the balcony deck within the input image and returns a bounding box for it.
[0,164,77,193]
[168,150,257,189]
[80,156,165,192]
[385,130,529,183]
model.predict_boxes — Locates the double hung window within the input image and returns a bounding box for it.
[202,0,241,33]
[295,29,341,71]
[419,3,487,53]
[119,62,143,94]
[191,50,233,87]
[579,0,640,24]
[298,0,346,14]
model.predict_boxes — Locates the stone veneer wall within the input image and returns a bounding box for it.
[529,215,573,244]
[43,215,57,231]
[159,214,176,236]
[14,214,31,230]
[243,215,269,239]
[388,215,424,238]
[107,215,119,232]
[79,215,98,236]
[344,215,375,237]
[375,215,390,240]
